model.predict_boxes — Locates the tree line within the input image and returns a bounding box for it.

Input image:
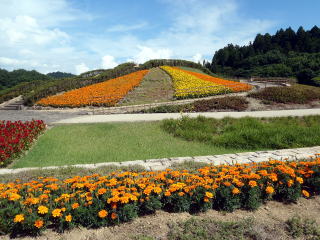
[206,26,320,86]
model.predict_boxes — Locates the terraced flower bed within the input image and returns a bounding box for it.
[177,67,252,92]
[0,120,46,167]
[1,157,319,236]
[160,66,229,99]
[37,70,149,107]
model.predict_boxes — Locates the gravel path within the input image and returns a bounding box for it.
[0,110,85,125]
[54,108,320,124]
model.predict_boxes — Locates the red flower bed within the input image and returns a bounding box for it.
[0,120,46,167]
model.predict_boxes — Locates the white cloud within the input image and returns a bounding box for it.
[101,55,118,69]
[0,0,275,74]
[192,53,202,63]
[107,22,147,32]
[0,57,21,65]
[0,0,90,73]
[146,0,274,60]
[132,46,172,64]
[75,63,89,74]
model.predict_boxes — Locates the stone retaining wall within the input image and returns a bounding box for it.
[0,146,319,175]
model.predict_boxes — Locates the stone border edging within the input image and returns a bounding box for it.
[0,146,319,175]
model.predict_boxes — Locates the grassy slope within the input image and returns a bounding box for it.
[13,122,246,168]
[119,68,174,106]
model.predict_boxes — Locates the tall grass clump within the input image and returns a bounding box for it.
[161,116,320,149]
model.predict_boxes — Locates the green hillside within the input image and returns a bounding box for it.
[0,59,215,106]
[0,68,51,90]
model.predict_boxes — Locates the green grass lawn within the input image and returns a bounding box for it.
[13,122,248,168]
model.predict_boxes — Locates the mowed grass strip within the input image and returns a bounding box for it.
[13,122,244,168]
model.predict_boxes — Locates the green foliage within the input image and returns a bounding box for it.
[241,186,262,210]
[286,216,320,239]
[0,68,51,90]
[0,80,45,104]
[46,71,75,79]
[139,196,162,215]
[161,115,320,150]
[248,84,320,104]
[213,186,241,212]
[209,26,320,86]
[311,76,320,86]
[142,96,248,113]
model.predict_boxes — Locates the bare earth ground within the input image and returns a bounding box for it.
[2,196,318,240]
[119,68,174,106]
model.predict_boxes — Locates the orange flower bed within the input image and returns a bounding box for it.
[0,156,319,236]
[176,67,253,92]
[37,70,149,107]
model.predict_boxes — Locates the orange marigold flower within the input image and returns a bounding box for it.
[266,186,274,194]
[38,205,48,214]
[111,212,117,220]
[14,214,24,223]
[65,214,72,222]
[232,187,241,195]
[178,192,185,197]
[52,208,62,218]
[248,180,257,188]
[204,197,210,202]
[287,179,294,187]
[98,210,108,218]
[34,219,44,229]
[302,190,310,198]
[296,177,303,184]
[72,203,79,209]
[223,181,232,187]
[205,192,214,198]
[97,188,107,195]
[153,187,162,194]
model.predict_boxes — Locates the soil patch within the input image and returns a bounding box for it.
[3,196,319,240]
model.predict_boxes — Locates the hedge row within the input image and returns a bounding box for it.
[0,157,319,237]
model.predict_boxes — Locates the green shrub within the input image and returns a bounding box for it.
[311,76,320,86]
[248,84,320,104]
[142,96,248,113]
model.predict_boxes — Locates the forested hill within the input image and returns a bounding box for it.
[0,69,51,90]
[207,26,320,85]
[47,71,75,79]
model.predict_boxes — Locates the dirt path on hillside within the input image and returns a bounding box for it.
[3,196,319,240]
[119,68,174,106]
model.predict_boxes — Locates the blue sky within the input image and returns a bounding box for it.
[0,0,319,74]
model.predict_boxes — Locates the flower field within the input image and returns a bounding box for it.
[1,156,319,236]
[176,67,253,92]
[0,120,46,167]
[37,70,149,107]
[160,66,229,98]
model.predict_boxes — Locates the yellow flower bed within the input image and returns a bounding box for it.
[160,66,229,98]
